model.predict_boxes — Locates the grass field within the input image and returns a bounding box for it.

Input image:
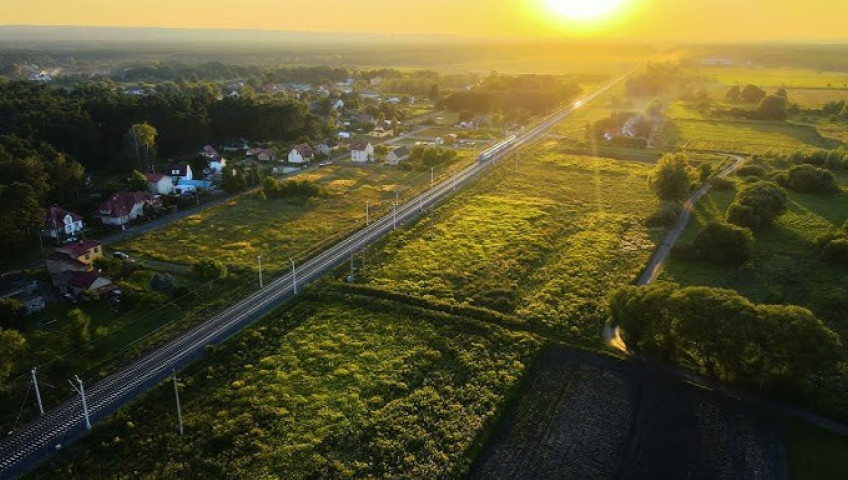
[26,295,542,480]
[693,67,848,89]
[118,157,473,275]
[660,117,839,154]
[361,142,659,341]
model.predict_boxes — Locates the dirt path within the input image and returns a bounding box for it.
[604,154,746,350]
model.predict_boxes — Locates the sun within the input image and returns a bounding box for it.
[544,0,625,21]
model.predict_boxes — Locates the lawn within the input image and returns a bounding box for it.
[118,156,474,275]
[360,142,659,341]
[26,295,542,480]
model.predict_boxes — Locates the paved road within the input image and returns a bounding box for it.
[0,77,628,480]
[604,154,746,349]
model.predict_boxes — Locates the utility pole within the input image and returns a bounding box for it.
[366,202,370,225]
[451,169,457,191]
[361,246,367,272]
[430,167,435,188]
[392,202,398,230]
[395,190,399,205]
[172,370,183,436]
[290,258,298,294]
[69,376,91,430]
[349,249,355,280]
[257,255,264,288]
[419,193,424,211]
[31,368,44,416]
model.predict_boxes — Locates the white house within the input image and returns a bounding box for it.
[97,192,159,227]
[43,206,85,242]
[385,146,410,166]
[337,131,352,140]
[288,144,315,164]
[359,90,380,100]
[145,173,175,195]
[331,99,345,111]
[163,164,193,183]
[350,142,375,163]
[207,158,227,174]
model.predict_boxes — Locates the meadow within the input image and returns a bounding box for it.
[691,66,848,89]
[26,294,542,479]
[361,141,660,341]
[661,117,838,154]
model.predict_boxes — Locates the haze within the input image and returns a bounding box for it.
[3,0,848,42]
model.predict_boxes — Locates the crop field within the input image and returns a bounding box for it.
[27,295,542,479]
[118,156,473,274]
[661,172,848,338]
[693,67,848,89]
[661,117,839,154]
[360,142,658,341]
[468,347,788,480]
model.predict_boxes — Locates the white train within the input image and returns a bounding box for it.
[478,135,517,162]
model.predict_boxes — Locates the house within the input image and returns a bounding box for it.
[316,140,336,157]
[337,131,352,140]
[331,99,345,111]
[146,174,175,195]
[435,137,445,146]
[97,192,159,227]
[175,179,214,195]
[46,240,103,275]
[359,90,380,100]
[246,147,264,157]
[200,145,222,161]
[43,206,85,243]
[54,271,115,299]
[163,164,193,183]
[207,158,227,174]
[288,144,315,164]
[443,134,458,146]
[369,76,383,87]
[350,142,375,163]
[258,149,278,162]
[354,113,377,125]
[369,127,393,139]
[385,146,410,166]
[222,139,250,152]
[0,273,45,316]
[125,86,146,96]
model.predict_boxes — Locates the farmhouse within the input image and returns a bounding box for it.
[46,240,103,275]
[43,206,85,243]
[146,173,175,195]
[97,192,159,227]
[385,146,410,166]
[350,142,375,163]
[288,144,315,164]
[163,164,193,182]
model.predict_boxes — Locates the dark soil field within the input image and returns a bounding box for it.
[468,348,788,480]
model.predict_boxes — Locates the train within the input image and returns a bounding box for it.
[478,135,517,162]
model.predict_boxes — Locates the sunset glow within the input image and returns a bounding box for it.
[544,0,625,21]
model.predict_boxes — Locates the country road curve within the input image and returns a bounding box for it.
[604,154,746,351]
[0,75,630,480]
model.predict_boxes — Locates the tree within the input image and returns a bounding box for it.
[726,181,788,230]
[126,123,158,171]
[783,164,839,194]
[740,84,767,103]
[94,257,124,278]
[0,182,45,250]
[46,153,85,202]
[698,163,713,182]
[0,328,26,384]
[692,222,754,264]
[428,84,440,102]
[0,299,25,330]
[149,273,176,293]
[222,166,247,194]
[193,259,227,280]
[126,170,148,192]
[68,308,91,348]
[757,95,788,120]
[649,154,694,202]
[726,85,742,103]
[822,239,848,265]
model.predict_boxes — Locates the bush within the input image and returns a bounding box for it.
[645,202,682,228]
[709,176,735,191]
[149,273,177,293]
[263,178,321,201]
[193,259,228,280]
[95,257,125,278]
[725,181,788,230]
[650,153,695,202]
[698,163,713,182]
[0,299,25,330]
[823,239,848,265]
[692,222,754,264]
[784,164,839,194]
[735,165,766,178]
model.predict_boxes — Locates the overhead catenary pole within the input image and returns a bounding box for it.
[31,368,44,416]
[366,202,370,225]
[430,167,435,188]
[257,255,264,288]
[395,190,399,205]
[392,202,398,230]
[290,258,298,294]
[451,169,457,191]
[69,376,91,430]
[172,370,183,436]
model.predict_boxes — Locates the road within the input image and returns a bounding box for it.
[0,76,626,479]
[603,154,747,350]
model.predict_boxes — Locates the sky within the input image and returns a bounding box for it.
[2,0,848,42]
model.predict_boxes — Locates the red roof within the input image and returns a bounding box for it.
[47,252,88,268]
[350,142,371,151]
[57,240,101,257]
[98,192,155,218]
[294,144,314,157]
[145,173,166,183]
[65,271,110,290]
[45,206,83,229]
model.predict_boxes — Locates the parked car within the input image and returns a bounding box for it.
[113,252,130,260]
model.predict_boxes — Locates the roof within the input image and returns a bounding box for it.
[350,142,372,151]
[63,271,112,290]
[293,144,314,156]
[145,173,169,183]
[45,206,83,229]
[163,164,190,177]
[259,149,277,157]
[57,240,101,257]
[390,146,410,158]
[98,192,155,218]
[201,145,220,158]
[47,252,88,269]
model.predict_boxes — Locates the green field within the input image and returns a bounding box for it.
[361,142,659,341]
[692,67,848,89]
[661,117,839,154]
[26,295,541,479]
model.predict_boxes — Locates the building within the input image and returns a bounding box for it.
[368,127,393,139]
[288,144,315,164]
[46,240,103,275]
[0,273,45,316]
[385,146,410,166]
[162,164,193,183]
[54,271,115,299]
[97,192,159,227]
[350,142,375,163]
[316,140,336,157]
[207,158,227,174]
[258,149,278,162]
[43,206,85,243]
[146,174,175,195]
[359,90,380,100]
[337,131,352,140]
[200,145,221,161]
[443,134,458,146]
[175,179,214,195]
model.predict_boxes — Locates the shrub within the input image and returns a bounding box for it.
[650,153,695,202]
[193,259,228,280]
[170,286,197,302]
[784,164,839,194]
[645,202,682,228]
[709,176,735,191]
[823,239,848,265]
[95,257,125,278]
[692,222,754,264]
[149,273,177,293]
[263,178,321,201]
[825,150,844,170]
[726,181,788,230]
[735,165,766,178]
[698,163,713,182]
